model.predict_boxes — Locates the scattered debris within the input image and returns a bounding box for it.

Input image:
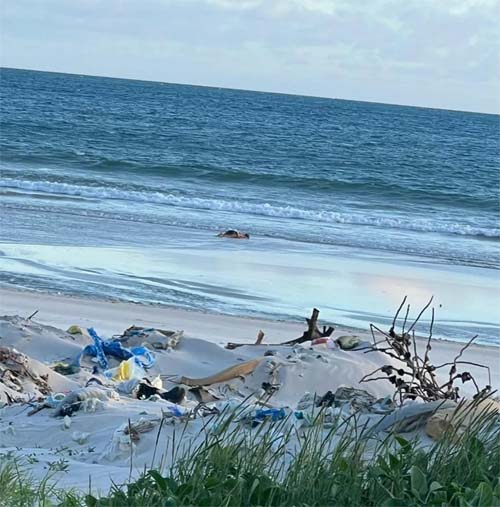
[0,346,50,404]
[136,381,185,404]
[54,387,114,417]
[336,335,361,350]
[226,309,334,349]
[177,358,263,386]
[117,326,183,351]
[72,431,90,444]
[52,362,80,375]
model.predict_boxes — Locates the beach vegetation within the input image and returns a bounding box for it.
[1,402,499,507]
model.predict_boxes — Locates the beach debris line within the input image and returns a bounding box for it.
[226,308,335,349]
[361,296,492,404]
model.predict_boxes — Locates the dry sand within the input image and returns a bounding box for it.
[0,288,498,493]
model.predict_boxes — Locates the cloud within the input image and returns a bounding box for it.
[1,0,498,112]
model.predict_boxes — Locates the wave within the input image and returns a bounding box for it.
[2,157,496,210]
[2,178,499,239]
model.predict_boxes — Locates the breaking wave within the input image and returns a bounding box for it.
[2,178,498,239]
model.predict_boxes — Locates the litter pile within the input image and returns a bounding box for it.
[0,306,498,491]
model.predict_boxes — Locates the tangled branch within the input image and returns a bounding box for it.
[361,297,491,405]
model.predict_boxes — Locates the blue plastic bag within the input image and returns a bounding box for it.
[73,328,154,370]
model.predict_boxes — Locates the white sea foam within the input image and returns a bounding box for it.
[1,178,498,238]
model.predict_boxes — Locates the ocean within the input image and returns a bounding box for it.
[1,68,499,344]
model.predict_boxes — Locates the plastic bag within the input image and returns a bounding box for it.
[104,357,145,382]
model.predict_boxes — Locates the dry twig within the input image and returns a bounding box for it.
[361,297,491,404]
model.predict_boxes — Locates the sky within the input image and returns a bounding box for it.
[1,0,499,113]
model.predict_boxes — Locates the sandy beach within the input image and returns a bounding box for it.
[1,287,498,494]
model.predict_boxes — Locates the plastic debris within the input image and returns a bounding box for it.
[336,335,361,350]
[118,326,183,351]
[136,381,185,404]
[297,392,315,410]
[52,362,80,375]
[73,328,155,371]
[116,378,142,395]
[243,407,287,427]
[104,357,146,382]
[62,415,72,429]
[54,387,113,417]
[45,392,66,408]
[67,325,90,337]
[72,431,90,444]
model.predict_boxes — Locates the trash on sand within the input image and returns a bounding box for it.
[296,392,315,411]
[336,335,361,350]
[116,378,142,395]
[104,357,146,382]
[254,408,286,422]
[178,358,263,386]
[124,417,161,441]
[67,325,90,337]
[54,387,114,417]
[52,362,80,375]
[311,338,335,349]
[74,328,155,370]
[241,407,287,427]
[331,387,378,413]
[0,346,50,403]
[118,326,183,351]
[136,381,186,404]
[101,423,136,462]
[62,415,72,429]
[425,398,500,441]
[72,431,90,444]
[364,399,458,436]
[189,386,222,403]
[46,392,66,408]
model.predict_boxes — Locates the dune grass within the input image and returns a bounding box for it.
[1,402,499,507]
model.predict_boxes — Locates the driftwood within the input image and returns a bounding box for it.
[226,308,333,350]
[280,308,334,345]
[361,297,491,405]
[27,310,39,321]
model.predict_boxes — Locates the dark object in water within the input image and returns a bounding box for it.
[136,381,185,404]
[217,230,250,239]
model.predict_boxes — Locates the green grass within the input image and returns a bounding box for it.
[2,404,499,507]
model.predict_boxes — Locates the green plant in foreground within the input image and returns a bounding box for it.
[2,406,499,507]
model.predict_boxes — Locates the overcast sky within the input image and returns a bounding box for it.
[1,0,499,113]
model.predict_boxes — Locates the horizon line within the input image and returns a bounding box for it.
[1,65,498,117]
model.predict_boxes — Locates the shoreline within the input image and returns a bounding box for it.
[1,284,498,349]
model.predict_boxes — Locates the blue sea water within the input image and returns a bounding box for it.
[1,68,499,344]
